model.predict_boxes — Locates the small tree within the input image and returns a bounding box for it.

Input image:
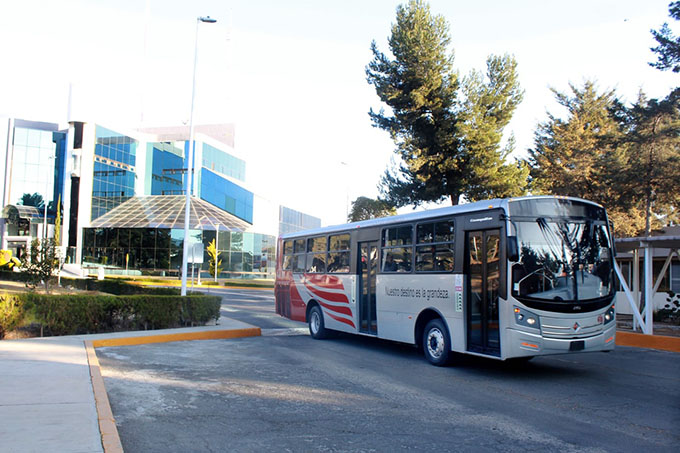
[19,192,45,210]
[207,239,222,280]
[20,238,59,292]
[348,196,396,222]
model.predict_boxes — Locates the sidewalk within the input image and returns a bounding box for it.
[0,319,261,453]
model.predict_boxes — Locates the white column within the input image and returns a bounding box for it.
[644,243,653,335]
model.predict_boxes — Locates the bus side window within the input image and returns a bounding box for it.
[416,220,454,272]
[382,225,413,272]
[306,236,327,273]
[283,240,293,270]
[328,234,350,273]
[293,239,306,273]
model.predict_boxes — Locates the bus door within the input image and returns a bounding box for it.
[466,229,501,356]
[358,241,378,335]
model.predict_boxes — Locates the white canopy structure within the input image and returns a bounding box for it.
[615,234,680,335]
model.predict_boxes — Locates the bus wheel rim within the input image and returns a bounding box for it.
[427,328,444,358]
[311,311,320,333]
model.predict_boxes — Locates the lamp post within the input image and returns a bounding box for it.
[181,15,217,296]
[214,224,219,282]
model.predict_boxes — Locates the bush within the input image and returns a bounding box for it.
[4,293,221,337]
[0,294,24,339]
[57,277,181,296]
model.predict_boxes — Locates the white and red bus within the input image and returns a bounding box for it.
[275,196,616,365]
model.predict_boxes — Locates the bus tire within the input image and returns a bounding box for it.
[423,319,451,366]
[308,305,328,340]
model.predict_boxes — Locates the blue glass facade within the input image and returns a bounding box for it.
[91,126,137,220]
[199,168,253,223]
[150,143,185,196]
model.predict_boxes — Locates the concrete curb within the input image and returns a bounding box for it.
[85,340,124,453]
[616,331,680,353]
[86,327,262,452]
[90,327,262,348]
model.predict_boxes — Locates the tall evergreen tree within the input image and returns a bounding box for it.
[367,0,459,206]
[527,81,643,236]
[650,1,680,73]
[621,93,680,235]
[459,54,528,201]
[367,0,526,206]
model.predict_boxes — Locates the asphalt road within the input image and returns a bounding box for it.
[97,289,680,453]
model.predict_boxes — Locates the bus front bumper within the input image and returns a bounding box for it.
[504,324,617,359]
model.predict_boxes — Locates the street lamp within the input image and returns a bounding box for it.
[181,15,217,296]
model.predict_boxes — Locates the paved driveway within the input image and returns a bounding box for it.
[97,290,680,452]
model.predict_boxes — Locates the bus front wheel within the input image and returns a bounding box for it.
[423,319,451,366]
[308,305,328,339]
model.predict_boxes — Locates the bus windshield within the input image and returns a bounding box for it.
[512,218,614,302]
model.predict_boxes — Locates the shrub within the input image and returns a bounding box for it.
[9,293,221,336]
[0,294,25,339]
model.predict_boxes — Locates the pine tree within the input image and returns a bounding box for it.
[367,0,460,206]
[527,81,644,236]
[621,93,680,235]
[367,1,527,207]
[650,1,680,73]
[459,54,528,201]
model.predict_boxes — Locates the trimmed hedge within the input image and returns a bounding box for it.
[0,271,180,295]
[0,293,221,337]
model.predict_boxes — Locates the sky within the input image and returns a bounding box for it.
[1,0,678,227]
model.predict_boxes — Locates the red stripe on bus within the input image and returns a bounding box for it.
[305,274,344,290]
[326,311,356,329]
[318,299,353,317]
[305,284,349,304]
[288,282,308,323]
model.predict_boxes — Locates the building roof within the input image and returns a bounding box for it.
[89,195,250,231]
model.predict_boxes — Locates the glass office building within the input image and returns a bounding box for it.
[1,119,321,279]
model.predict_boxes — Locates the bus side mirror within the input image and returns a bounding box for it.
[507,236,519,262]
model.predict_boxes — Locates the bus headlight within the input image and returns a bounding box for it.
[603,304,615,324]
[514,306,540,330]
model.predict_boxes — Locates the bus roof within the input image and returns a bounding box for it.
[280,195,602,240]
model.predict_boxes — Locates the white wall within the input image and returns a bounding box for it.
[615,292,673,315]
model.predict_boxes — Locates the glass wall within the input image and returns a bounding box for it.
[9,126,59,208]
[91,126,137,220]
[201,142,245,181]
[279,206,322,236]
[199,168,254,223]
[82,227,275,278]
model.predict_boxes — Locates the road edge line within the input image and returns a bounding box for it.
[85,340,124,453]
[616,331,680,353]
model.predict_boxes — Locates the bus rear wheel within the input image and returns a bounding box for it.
[308,305,328,339]
[423,319,451,366]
